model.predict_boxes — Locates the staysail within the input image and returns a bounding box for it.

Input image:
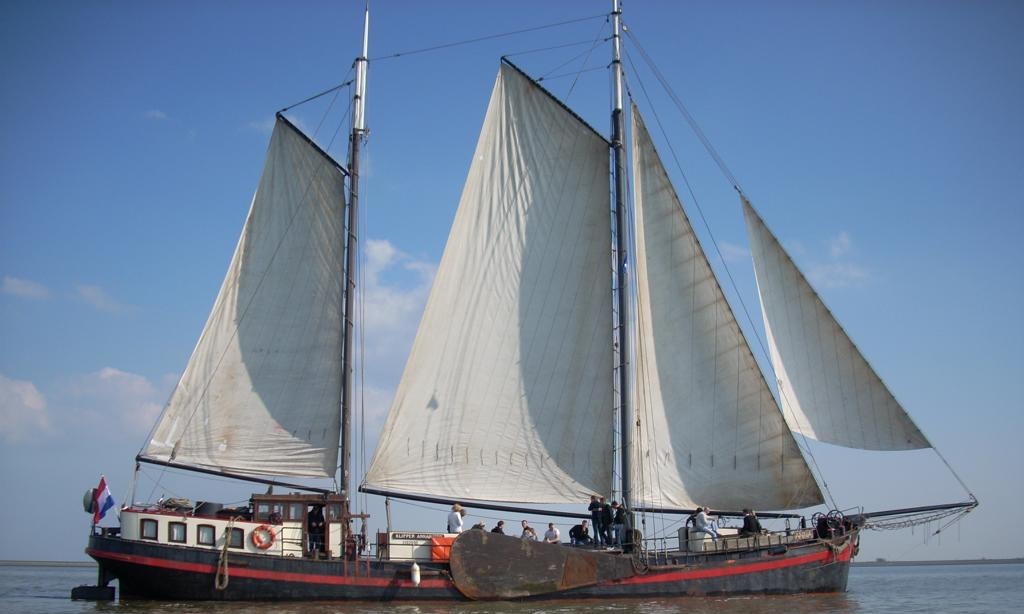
[630,108,823,510]
[363,63,615,503]
[141,117,347,478]
[743,198,930,451]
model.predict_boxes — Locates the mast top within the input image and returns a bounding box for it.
[353,5,369,133]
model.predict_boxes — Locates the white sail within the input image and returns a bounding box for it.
[631,108,823,510]
[364,63,615,503]
[743,198,929,451]
[142,117,347,478]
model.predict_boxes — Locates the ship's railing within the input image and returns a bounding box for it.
[637,527,819,562]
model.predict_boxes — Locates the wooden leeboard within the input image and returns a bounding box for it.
[448,530,636,600]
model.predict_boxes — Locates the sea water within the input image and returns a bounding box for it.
[2,562,1021,614]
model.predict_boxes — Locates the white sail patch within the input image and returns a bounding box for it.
[142,118,346,478]
[364,64,615,503]
[630,108,823,511]
[743,199,930,451]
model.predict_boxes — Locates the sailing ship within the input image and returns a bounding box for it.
[77,2,977,602]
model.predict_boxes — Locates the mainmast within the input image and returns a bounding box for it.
[610,0,633,515]
[340,5,369,502]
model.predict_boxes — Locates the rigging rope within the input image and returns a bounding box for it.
[370,14,607,62]
[279,73,354,114]
[214,517,237,590]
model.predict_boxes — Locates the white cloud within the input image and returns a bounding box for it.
[0,374,50,442]
[65,368,164,435]
[717,241,749,263]
[361,239,435,334]
[358,239,436,379]
[248,116,276,134]
[2,275,51,300]
[74,284,129,314]
[808,262,869,289]
[806,230,869,288]
[144,109,168,120]
[829,231,852,258]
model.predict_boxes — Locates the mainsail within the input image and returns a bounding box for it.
[364,63,615,503]
[743,199,930,451]
[141,117,347,479]
[630,108,823,510]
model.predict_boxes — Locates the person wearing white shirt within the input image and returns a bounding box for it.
[447,503,465,533]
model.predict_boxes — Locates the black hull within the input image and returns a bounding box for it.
[86,531,855,602]
[86,534,460,601]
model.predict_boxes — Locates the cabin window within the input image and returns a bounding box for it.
[168,522,187,543]
[197,524,216,546]
[288,503,303,520]
[254,501,284,523]
[327,504,342,521]
[229,527,244,549]
[140,518,158,540]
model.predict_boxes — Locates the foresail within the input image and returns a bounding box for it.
[363,63,614,504]
[141,117,346,478]
[743,199,929,450]
[631,108,823,510]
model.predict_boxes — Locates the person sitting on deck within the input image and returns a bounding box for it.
[569,520,593,546]
[520,520,538,541]
[740,508,763,537]
[491,520,506,534]
[690,506,719,541]
[543,522,561,544]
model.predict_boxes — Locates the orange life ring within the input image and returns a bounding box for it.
[251,525,276,550]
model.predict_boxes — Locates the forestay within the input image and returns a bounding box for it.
[743,199,930,451]
[630,108,823,510]
[142,117,347,478]
[364,63,615,503]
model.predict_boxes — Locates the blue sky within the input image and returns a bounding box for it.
[1,1,1022,563]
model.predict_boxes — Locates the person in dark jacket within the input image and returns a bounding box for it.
[307,505,325,555]
[588,495,604,546]
[491,520,506,534]
[569,520,593,546]
[600,497,614,545]
[611,501,627,546]
[740,508,763,537]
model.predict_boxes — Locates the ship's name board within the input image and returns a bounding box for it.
[390,532,443,540]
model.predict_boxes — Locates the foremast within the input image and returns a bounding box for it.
[341,5,369,506]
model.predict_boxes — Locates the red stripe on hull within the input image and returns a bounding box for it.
[86,547,452,589]
[622,541,853,585]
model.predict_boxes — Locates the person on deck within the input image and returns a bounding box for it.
[447,503,465,533]
[569,520,593,546]
[491,520,506,534]
[612,501,626,547]
[691,506,719,541]
[520,520,538,541]
[544,522,561,544]
[588,495,604,546]
[600,497,614,545]
[740,508,763,537]
[307,505,325,555]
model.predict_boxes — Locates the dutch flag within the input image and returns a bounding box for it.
[93,476,116,524]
